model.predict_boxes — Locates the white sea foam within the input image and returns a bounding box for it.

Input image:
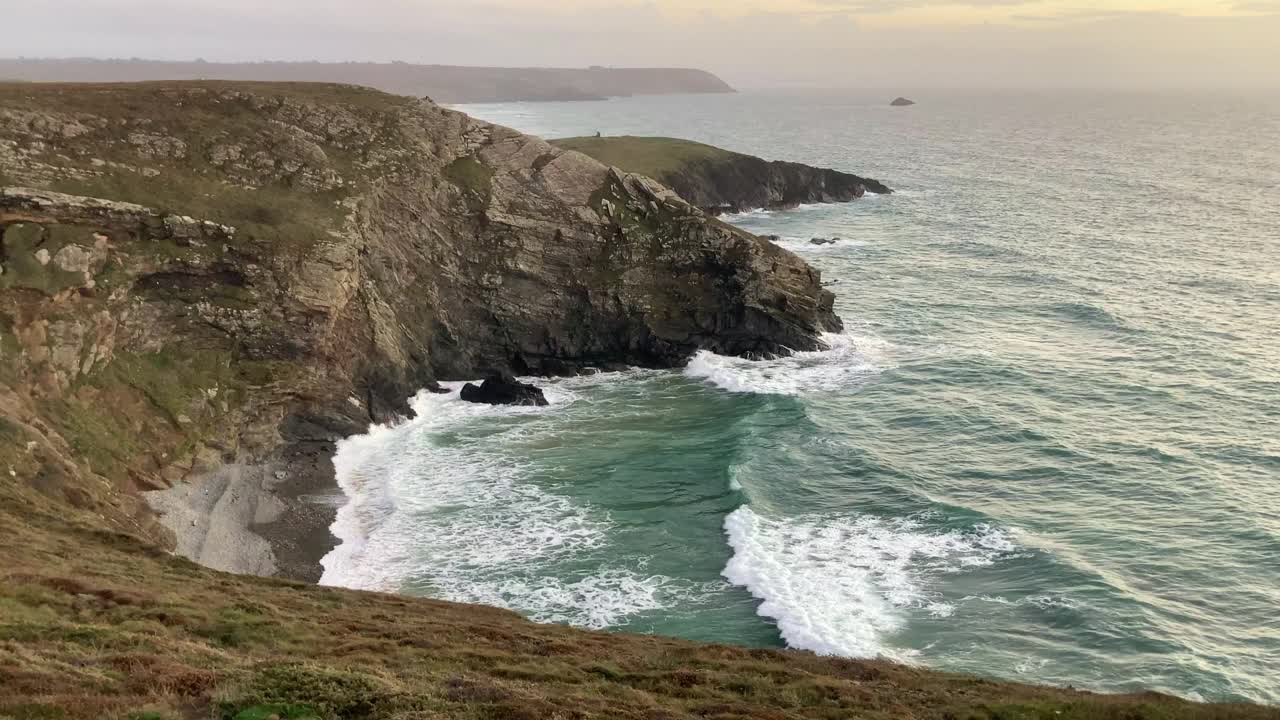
[771,237,868,254]
[321,380,691,629]
[684,332,894,396]
[722,506,1016,660]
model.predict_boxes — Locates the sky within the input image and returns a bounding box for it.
[7,0,1280,89]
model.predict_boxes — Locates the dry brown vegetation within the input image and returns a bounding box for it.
[2,493,1277,720]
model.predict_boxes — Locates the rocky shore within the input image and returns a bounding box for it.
[0,81,838,583]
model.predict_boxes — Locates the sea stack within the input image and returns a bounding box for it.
[460,375,549,407]
[890,97,916,107]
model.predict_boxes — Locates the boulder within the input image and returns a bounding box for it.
[890,97,916,107]
[810,237,837,245]
[460,375,549,407]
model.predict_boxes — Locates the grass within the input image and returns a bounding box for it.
[0,505,1275,720]
[552,136,741,181]
[0,81,401,254]
[442,155,494,210]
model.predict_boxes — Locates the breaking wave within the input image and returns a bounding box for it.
[722,506,1017,660]
[320,381,695,630]
[684,332,894,395]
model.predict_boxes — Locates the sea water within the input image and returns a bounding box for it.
[321,89,1280,704]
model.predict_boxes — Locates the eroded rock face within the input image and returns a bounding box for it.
[0,82,841,573]
[638,155,890,216]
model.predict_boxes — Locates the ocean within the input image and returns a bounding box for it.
[320,89,1280,704]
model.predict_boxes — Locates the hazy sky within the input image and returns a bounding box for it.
[8,0,1280,89]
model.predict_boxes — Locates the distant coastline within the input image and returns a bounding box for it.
[0,58,736,103]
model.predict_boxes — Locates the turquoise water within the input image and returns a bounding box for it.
[322,90,1280,704]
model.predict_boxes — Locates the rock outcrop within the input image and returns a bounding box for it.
[460,375,549,407]
[890,97,916,107]
[0,81,838,578]
[552,136,891,215]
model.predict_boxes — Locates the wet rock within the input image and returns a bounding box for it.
[460,375,548,407]
[810,237,837,245]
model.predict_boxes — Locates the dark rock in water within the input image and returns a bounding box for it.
[890,97,916,107]
[460,375,549,407]
[810,237,837,245]
[761,234,782,243]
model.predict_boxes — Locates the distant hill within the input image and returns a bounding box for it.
[0,58,735,103]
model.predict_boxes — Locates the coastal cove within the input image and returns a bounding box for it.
[1,80,1278,720]
[316,88,1280,704]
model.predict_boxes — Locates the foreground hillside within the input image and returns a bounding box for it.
[0,82,1273,719]
[552,136,892,214]
[3,508,1275,720]
[0,60,734,103]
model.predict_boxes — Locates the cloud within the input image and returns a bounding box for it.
[1010,7,1177,22]
[2,0,1278,89]
[812,0,1033,12]
[1233,0,1280,11]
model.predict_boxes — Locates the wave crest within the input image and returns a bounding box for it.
[684,332,893,395]
[722,506,1016,660]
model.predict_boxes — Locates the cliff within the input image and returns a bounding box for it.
[0,82,1271,720]
[0,80,836,576]
[552,136,892,214]
[0,59,735,103]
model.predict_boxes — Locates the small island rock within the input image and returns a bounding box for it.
[460,374,549,407]
[890,97,916,107]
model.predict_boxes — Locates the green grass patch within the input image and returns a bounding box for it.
[228,705,320,720]
[552,136,739,180]
[443,155,494,210]
[3,704,68,720]
[193,607,285,649]
[0,222,88,295]
[94,348,234,424]
[226,665,398,720]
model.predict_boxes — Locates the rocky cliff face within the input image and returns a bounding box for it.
[552,136,892,215]
[663,157,894,214]
[0,82,838,576]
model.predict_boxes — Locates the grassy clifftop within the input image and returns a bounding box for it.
[4,507,1275,720]
[553,137,741,180]
[553,136,892,214]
